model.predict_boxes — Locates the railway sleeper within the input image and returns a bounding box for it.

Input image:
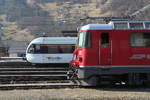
[0,76,68,83]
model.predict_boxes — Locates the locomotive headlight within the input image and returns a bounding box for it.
[78,57,82,62]
[77,57,82,62]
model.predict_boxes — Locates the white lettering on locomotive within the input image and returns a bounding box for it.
[130,54,150,59]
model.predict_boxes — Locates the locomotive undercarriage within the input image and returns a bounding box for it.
[69,66,150,86]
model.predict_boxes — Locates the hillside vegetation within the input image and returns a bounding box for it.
[0,0,150,41]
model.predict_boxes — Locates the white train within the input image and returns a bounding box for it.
[26,37,77,64]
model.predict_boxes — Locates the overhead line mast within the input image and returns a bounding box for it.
[78,3,150,25]
[62,3,150,35]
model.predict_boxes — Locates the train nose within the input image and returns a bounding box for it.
[26,54,43,63]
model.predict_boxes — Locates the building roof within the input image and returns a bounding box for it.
[1,40,29,49]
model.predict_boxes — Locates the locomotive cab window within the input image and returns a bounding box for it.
[130,33,150,47]
[28,44,43,54]
[101,33,109,47]
[78,32,85,48]
[78,31,91,48]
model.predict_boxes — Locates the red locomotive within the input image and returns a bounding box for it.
[70,20,150,86]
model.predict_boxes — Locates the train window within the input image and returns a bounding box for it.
[130,33,150,47]
[78,32,85,48]
[40,45,48,53]
[27,44,34,53]
[114,23,128,29]
[85,31,91,48]
[58,45,75,53]
[27,44,47,54]
[101,33,109,47]
[129,23,144,29]
[41,44,75,54]
[33,44,42,53]
[78,31,91,48]
[145,22,150,29]
[28,44,75,54]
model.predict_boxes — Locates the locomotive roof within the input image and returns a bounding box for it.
[80,21,150,30]
[80,24,113,30]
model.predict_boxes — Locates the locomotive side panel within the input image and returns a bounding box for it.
[111,30,150,65]
[104,30,150,65]
[128,30,150,65]
[111,30,130,65]
[93,30,129,66]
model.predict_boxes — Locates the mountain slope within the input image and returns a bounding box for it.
[0,0,150,41]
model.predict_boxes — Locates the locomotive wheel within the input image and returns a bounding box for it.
[86,76,99,86]
[127,73,143,86]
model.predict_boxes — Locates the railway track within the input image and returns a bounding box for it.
[0,82,77,90]
[0,60,77,89]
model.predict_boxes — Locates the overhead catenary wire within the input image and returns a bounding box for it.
[130,4,150,17]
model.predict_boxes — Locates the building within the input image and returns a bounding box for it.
[1,40,29,57]
[61,30,77,37]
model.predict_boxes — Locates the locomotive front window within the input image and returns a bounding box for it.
[78,32,85,48]
[78,31,91,48]
[27,44,34,53]
[27,44,45,54]
[130,33,150,47]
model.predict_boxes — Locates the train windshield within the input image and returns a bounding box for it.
[78,31,91,48]
[27,44,75,54]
